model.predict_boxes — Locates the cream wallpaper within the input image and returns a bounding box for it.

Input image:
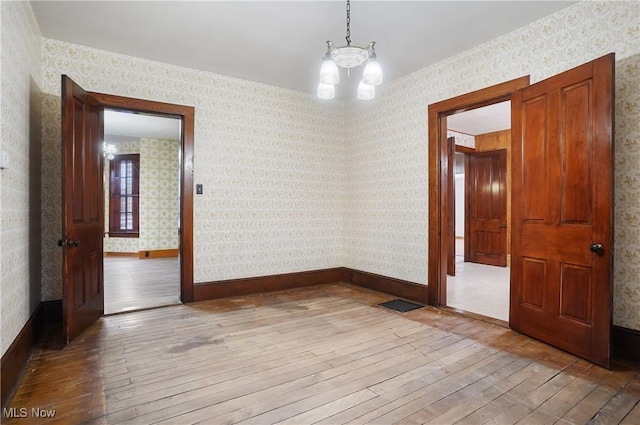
[40,38,347,301]
[0,1,42,356]
[103,137,180,253]
[139,138,180,251]
[2,1,639,359]
[447,130,475,149]
[344,0,640,330]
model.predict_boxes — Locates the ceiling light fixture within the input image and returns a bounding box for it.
[103,142,117,160]
[317,0,382,100]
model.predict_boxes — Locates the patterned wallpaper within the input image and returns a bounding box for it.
[139,138,180,251]
[103,137,179,253]
[447,130,475,148]
[1,0,636,359]
[40,39,347,301]
[344,1,640,330]
[0,1,42,356]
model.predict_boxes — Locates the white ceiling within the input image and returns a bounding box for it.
[448,101,511,135]
[104,110,181,140]
[36,1,571,136]
[32,1,575,100]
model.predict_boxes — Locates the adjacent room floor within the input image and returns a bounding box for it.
[5,284,639,424]
[104,256,181,315]
[446,239,510,322]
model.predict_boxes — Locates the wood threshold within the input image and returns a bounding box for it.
[439,305,510,329]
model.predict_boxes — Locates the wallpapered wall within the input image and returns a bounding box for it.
[103,137,180,253]
[2,1,639,358]
[343,0,640,331]
[0,1,42,356]
[447,130,475,148]
[40,38,347,302]
[139,138,180,251]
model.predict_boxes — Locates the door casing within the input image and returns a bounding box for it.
[427,76,530,307]
[85,92,195,303]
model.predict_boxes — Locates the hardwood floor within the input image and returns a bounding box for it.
[104,256,180,315]
[4,284,639,424]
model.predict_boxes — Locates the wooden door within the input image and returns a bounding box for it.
[465,149,507,267]
[447,137,456,276]
[510,54,614,367]
[61,75,105,344]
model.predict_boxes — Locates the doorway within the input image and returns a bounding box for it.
[445,102,511,322]
[427,76,530,310]
[103,110,182,314]
[61,76,195,343]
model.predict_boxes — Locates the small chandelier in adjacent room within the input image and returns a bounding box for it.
[317,0,382,100]
[103,142,117,160]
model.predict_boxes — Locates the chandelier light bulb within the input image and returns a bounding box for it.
[362,59,383,86]
[317,82,335,100]
[357,81,375,100]
[319,59,340,85]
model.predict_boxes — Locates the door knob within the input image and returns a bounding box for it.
[57,239,80,247]
[590,243,604,254]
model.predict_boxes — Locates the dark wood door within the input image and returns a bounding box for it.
[465,149,507,267]
[510,54,614,367]
[447,137,456,276]
[61,75,105,344]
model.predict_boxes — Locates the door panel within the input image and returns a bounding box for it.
[466,149,507,267]
[510,54,614,367]
[62,75,105,344]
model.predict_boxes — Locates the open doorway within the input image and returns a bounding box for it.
[445,102,510,321]
[103,109,182,314]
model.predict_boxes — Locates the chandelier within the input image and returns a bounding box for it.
[103,142,117,160]
[317,0,382,100]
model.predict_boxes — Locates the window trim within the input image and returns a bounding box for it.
[109,153,140,238]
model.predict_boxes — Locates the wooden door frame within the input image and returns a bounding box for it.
[90,92,195,303]
[427,76,529,307]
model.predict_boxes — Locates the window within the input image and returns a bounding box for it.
[109,154,140,237]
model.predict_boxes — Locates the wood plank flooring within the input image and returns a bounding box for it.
[4,283,639,424]
[104,256,180,314]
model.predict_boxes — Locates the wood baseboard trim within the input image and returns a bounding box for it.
[194,268,348,301]
[139,249,179,259]
[1,300,62,408]
[345,268,428,305]
[612,325,640,364]
[1,307,39,408]
[104,252,138,257]
[38,300,63,327]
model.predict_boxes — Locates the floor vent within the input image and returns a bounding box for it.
[378,299,423,313]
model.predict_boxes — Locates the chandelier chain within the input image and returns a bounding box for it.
[345,0,351,46]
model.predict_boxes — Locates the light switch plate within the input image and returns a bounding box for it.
[196,184,203,194]
[0,150,9,170]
